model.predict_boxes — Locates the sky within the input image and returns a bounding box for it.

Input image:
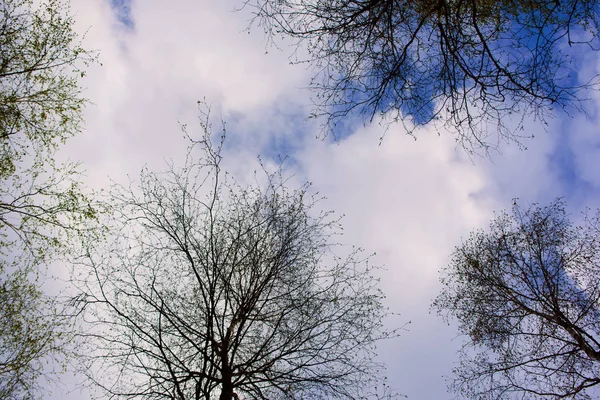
[48,0,600,398]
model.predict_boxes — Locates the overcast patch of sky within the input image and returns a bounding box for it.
[52,0,600,398]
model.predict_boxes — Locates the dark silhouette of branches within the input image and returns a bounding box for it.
[433,199,600,399]
[247,0,599,153]
[72,114,399,399]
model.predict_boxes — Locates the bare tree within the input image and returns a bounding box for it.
[432,199,600,399]
[247,0,599,153]
[72,118,398,399]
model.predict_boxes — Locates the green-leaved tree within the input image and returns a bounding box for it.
[0,0,97,397]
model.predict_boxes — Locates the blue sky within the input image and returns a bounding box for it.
[55,0,600,398]
[108,0,133,28]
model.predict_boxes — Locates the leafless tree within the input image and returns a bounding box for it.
[433,199,600,399]
[247,0,599,153]
[72,117,398,399]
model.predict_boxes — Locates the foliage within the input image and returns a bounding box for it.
[0,0,97,397]
[0,258,70,399]
[1,0,92,176]
[72,116,398,400]
[0,0,97,262]
[247,0,600,153]
[433,199,600,399]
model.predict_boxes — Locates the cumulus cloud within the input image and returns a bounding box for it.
[48,0,600,398]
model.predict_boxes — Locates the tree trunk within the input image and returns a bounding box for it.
[219,338,233,400]
[219,382,234,400]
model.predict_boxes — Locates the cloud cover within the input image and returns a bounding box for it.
[53,0,600,398]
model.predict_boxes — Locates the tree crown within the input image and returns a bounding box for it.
[433,199,600,399]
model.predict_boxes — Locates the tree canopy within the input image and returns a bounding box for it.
[0,0,96,256]
[248,0,600,153]
[433,199,600,399]
[0,0,96,397]
[72,119,398,400]
[0,258,70,399]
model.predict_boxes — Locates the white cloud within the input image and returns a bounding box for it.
[45,0,600,398]
[65,0,310,188]
[293,124,491,397]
